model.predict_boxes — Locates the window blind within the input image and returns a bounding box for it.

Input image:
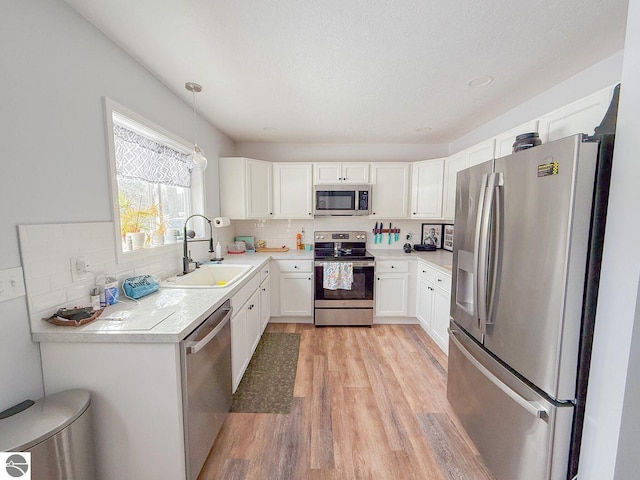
[113,124,193,188]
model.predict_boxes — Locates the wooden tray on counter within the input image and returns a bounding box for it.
[256,247,290,252]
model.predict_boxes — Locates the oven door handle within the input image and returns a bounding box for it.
[314,261,375,267]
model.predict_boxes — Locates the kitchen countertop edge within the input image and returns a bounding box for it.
[31,253,289,344]
[368,248,453,274]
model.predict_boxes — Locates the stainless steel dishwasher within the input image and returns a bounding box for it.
[180,299,232,480]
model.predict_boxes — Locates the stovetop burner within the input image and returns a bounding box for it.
[313,230,374,261]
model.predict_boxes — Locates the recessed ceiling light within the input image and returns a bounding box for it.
[415,127,432,133]
[467,75,494,88]
[262,127,278,133]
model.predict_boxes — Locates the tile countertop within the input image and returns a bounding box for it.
[32,250,313,344]
[369,248,453,275]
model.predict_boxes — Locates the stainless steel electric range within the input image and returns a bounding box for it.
[313,231,375,326]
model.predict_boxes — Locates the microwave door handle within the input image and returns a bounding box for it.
[473,173,489,330]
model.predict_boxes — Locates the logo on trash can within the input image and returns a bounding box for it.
[0,453,30,479]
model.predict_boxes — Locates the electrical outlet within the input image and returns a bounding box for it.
[0,267,26,303]
[70,256,90,282]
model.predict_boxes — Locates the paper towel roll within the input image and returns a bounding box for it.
[213,216,231,228]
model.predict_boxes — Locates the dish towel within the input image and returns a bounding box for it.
[323,262,354,290]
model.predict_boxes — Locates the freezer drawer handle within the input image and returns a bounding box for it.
[448,328,549,420]
[187,307,233,354]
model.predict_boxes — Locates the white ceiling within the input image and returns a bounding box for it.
[63,0,628,144]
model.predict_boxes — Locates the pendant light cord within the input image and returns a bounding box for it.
[191,89,198,146]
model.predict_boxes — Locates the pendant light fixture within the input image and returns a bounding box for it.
[185,82,208,171]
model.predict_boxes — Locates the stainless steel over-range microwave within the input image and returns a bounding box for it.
[313,184,371,216]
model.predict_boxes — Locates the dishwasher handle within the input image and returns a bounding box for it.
[187,305,233,355]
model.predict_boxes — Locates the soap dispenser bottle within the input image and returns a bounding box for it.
[215,239,222,259]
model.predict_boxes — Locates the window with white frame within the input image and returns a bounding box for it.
[104,98,204,259]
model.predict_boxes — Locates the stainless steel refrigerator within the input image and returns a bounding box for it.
[447,132,615,480]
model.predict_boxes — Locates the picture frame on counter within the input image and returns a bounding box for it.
[421,224,443,249]
[443,224,454,252]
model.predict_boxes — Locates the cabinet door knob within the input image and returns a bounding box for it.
[308,277,311,280]
[294,265,298,269]
[391,265,395,269]
[422,270,426,273]
[437,278,442,282]
[413,212,416,215]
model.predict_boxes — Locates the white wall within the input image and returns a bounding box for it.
[580,1,640,478]
[235,142,449,162]
[0,0,235,411]
[449,51,624,154]
[615,279,640,478]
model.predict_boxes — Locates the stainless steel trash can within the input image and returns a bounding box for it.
[0,389,96,480]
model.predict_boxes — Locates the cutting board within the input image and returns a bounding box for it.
[256,247,290,252]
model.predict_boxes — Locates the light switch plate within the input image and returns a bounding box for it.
[0,267,26,303]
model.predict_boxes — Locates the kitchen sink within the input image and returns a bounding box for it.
[161,264,253,289]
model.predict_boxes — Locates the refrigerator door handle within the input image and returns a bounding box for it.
[485,172,504,327]
[477,173,495,332]
[473,173,490,329]
[448,328,549,420]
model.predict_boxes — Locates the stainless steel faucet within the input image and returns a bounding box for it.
[182,214,214,275]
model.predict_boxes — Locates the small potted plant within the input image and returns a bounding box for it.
[119,193,154,250]
[151,206,170,246]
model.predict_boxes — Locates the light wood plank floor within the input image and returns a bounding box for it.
[199,324,493,480]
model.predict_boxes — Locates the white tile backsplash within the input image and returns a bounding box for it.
[233,217,429,251]
[18,221,233,333]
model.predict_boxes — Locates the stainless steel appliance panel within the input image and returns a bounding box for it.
[447,326,573,480]
[484,136,598,400]
[180,300,232,480]
[314,308,373,326]
[314,185,371,216]
[451,159,493,342]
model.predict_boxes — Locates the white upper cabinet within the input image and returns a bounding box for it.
[442,139,495,219]
[370,163,410,218]
[494,121,540,158]
[220,157,273,219]
[273,163,313,219]
[411,159,444,219]
[466,139,496,168]
[442,152,469,220]
[314,162,369,184]
[538,87,613,143]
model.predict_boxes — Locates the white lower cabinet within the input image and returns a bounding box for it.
[270,260,313,319]
[280,273,313,316]
[230,267,265,392]
[375,260,410,316]
[416,261,452,354]
[231,307,249,392]
[260,276,271,333]
[375,274,408,316]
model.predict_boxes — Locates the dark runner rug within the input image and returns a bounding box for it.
[231,332,301,414]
